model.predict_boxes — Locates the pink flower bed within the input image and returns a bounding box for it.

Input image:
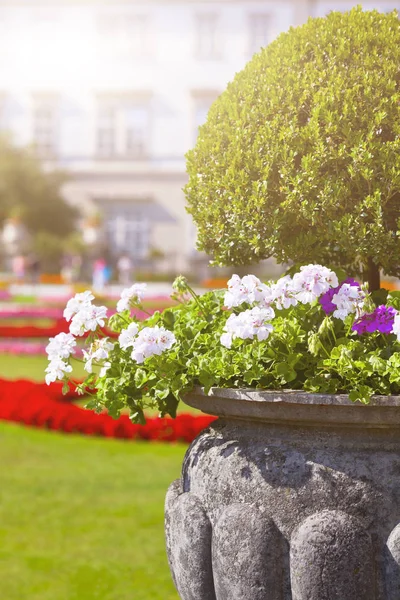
[0,341,48,355]
[0,307,64,319]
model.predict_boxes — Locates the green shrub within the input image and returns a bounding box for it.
[185,7,400,290]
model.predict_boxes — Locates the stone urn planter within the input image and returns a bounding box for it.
[165,387,400,600]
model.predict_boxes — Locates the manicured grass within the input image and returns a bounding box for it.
[0,422,184,600]
[0,354,86,381]
[0,355,189,599]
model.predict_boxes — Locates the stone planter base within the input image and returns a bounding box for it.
[165,388,400,600]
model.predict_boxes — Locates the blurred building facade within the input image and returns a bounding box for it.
[0,0,397,273]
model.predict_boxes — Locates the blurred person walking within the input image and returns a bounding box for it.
[12,255,26,281]
[92,257,112,292]
[92,258,106,291]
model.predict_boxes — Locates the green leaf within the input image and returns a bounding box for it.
[153,380,171,401]
[130,408,146,425]
[349,386,373,404]
[134,369,149,389]
[163,309,176,328]
[164,393,179,419]
[274,362,297,383]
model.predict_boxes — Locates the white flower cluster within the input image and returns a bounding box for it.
[64,291,108,336]
[45,332,76,385]
[224,274,271,309]
[224,264,338,312]
[46,282,176,386]
[331,283,365,321]
[221,264,358,347]
[46,290,109,385]
[291,264,338,304]
[271,275,298,310]
[118,324,176,364]
[119,322,139,350]
[221,306,275,349]
[116,283,147,313]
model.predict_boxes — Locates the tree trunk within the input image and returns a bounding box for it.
[366,258,381,292]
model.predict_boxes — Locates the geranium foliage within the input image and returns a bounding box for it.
[185,8,400,287]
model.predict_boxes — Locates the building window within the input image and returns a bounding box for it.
[97,13,151,58]
[248,13,271,55]
[124,105,149,158]
[125,15,150,57]
[195,13,219,59]
[97,106,116,157]
[96,97,150,158]
[32,98,58,157]
[105,208,149,258]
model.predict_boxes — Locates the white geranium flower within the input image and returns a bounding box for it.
[220,332,233,349]
[250,306,275,341]
[118,322,139,350]
[69,305,108,336]
[220,306,274,348]
[64,291,94,321]
[83,338,114,373]
[130,326,176,364]
[45,357,73,385]
[99,362,111,377]
[224,274,272,308]
[271,275,298,310]
[46,332,76,360]
[292,264,339,304]
[332,283,365,321]
[259,284,277,308]
[117,283,147,313]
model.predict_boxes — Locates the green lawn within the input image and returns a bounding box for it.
[0,355,86,381]
[0,355,73,381]
[0,355,186,599]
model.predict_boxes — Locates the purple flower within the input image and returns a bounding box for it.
[319,278,360,314]
[352,305,397,335]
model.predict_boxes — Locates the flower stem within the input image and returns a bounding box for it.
[346,315,355,336]
[186,284,208,315]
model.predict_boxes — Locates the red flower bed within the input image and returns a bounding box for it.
[0,318,69,338]
[0,307,158,339]
[0,319,121,339]
[0,378,216,443]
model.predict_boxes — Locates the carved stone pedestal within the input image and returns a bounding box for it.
[165,388,400,600]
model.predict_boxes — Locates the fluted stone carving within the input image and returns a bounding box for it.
[213,503,283,600]
[291,510,375,600]
[385,524,400,599]
[165,388,400,599]
[165,482,215,600]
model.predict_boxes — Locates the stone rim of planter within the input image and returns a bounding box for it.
[183,386,400,428]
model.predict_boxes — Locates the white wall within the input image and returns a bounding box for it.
[312,0,400,16]
[0,1,296,158]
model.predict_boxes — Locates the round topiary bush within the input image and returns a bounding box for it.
[185,7,400,290]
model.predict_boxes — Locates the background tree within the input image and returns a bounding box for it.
[185,8,400,291]
[0,137,77,239]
